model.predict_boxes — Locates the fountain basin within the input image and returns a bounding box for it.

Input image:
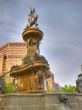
[0,93,82,110]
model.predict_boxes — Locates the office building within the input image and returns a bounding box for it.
[0,42,27,74]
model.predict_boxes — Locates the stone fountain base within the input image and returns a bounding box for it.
[0,93,82,110]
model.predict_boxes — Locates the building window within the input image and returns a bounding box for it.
[9,43,26,46]
[8,55,22,58]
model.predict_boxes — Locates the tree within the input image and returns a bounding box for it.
[61,85,76,93]
[4,84,15,93]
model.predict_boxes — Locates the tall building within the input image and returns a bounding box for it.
[0,53,3,74]
[0,42,27,74]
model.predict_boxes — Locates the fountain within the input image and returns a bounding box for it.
[10,8,51,93]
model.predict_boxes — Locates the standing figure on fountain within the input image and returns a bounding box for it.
[26,8,38,28]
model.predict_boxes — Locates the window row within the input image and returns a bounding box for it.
[8,55,23,58]
[9,43,26,46]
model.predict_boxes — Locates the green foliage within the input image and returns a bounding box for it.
[61,85,76,93]
[48,88,55,93]
[4,84,15,93]
[47,84,55,93]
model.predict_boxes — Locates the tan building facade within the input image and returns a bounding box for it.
[0,42,27,74]
[0,54,3,74]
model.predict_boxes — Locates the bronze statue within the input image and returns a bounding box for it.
[0,74,5,94]
[76,74,82,93]
[26,8,38,28]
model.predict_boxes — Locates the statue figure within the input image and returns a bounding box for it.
[76,74,82,93]
[58,95,68,104]
[13,78,18,92]
[26,8,38,28]
[0,75,5,94]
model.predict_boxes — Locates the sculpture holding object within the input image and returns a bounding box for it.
[26,8,38,28]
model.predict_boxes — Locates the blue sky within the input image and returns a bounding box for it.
[0,0,82,86]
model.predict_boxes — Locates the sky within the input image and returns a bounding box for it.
[0,0,82,86]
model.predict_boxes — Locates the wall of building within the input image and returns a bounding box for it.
[0,42,27,74]
[0,54,3,73]
[0,93,82,110]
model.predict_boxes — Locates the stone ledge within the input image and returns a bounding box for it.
[0,93,82,110]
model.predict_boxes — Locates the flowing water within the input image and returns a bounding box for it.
[59,103,70,110]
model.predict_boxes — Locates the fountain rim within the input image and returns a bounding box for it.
[10,61,49,77]
[22,27,43,42]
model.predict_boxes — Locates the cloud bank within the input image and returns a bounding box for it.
[0,0,82,85]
